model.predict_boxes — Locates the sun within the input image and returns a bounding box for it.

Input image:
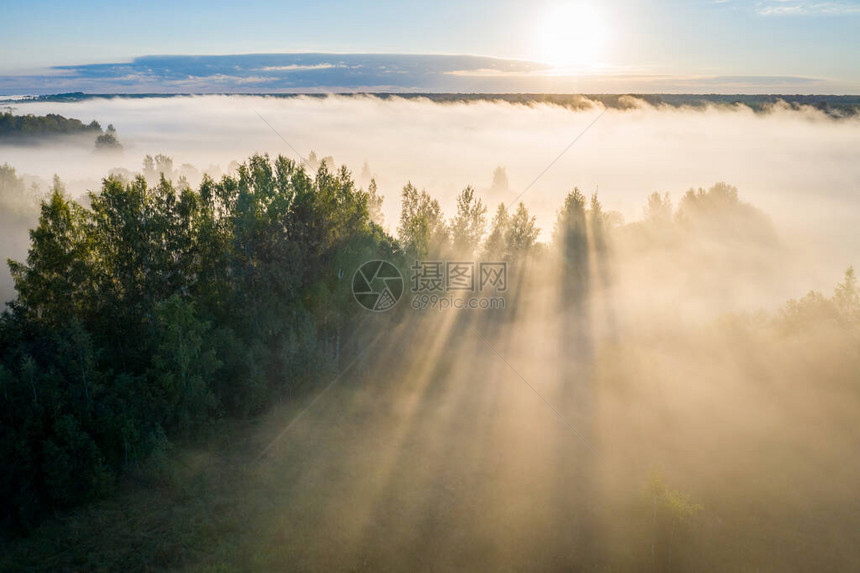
[536,3,608,70]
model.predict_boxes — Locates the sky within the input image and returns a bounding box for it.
[0,0,859,93]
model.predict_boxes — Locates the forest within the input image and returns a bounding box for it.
[0,111,121,148]
[0,155,397,529]
[1,153,859,572]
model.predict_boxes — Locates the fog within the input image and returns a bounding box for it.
[2,96,858,303]
[2,95,860,570]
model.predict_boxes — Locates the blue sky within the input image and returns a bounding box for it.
[1,0,858,93]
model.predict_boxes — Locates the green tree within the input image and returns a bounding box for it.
[8,177,91,327]
[505,202,539,256]
[95,124,122,150]
[589,192,606,254]
[151,295,220,433]
[644,191,672,226]
[834,266,859,319]
[0,152,399,532]
[450,185,487,256]
[644,470,703,570]
[398,182,448,259]
[0,163,36,216]
[367,178,385,227]
[483,203,510,260]
[554,188,590,309]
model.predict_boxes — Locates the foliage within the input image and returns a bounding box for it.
[0,112,102,139]
[1,160,851,547]
[676,182,776,242]
[643,469,704,571]
[95,124,122,150]
[366,178,385,226]
[644,470,704,523]
[0,112,119,150]
[0,163,43,219]
[450,185,487,256]
[505,202,539,256]
[0,154,394,531]
[777,266,860,333]
[397,182,448,259]
[483,203,510,260]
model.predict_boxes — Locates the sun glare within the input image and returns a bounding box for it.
[537,3,608,70]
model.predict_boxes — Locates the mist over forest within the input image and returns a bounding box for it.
[2,94,859,300]
[1,95,859,571]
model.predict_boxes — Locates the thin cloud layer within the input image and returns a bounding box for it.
[0,53,854,94]
[756,0,860,15]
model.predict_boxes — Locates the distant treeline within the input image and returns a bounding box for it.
[9,93,860,118]
[0,153,853,534]
[0,112,121,148]
[379,93,860,117]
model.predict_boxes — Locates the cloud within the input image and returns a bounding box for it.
[756,0,860,15]
[444,68,547,78]
[256,64,341,72]
[0,53,855,95]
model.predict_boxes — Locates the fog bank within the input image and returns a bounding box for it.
[1,95,858,303]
